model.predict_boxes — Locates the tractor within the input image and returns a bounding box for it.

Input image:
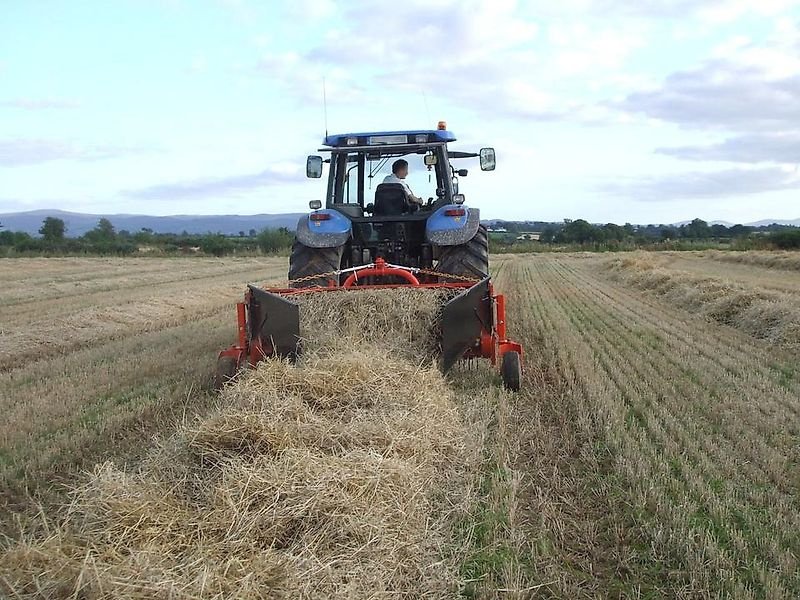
[291,122,493,285]
[216,123,523,390]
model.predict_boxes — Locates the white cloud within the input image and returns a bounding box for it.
[602,166,800,201]
[0,98,80,110]
[123,163,304,200]
[0,139,148,166]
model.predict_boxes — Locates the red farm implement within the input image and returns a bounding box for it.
[216,258,523,390]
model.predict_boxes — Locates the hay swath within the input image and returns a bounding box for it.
[216,258,523,391]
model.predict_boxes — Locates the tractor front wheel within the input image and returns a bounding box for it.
[288,241,344,288]
[500,350,522,391]
[435,224,489,280]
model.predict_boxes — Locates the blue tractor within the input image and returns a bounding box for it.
[216,125,525,390]
[289,123,496,286]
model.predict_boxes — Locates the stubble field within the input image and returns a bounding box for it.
[1,252,799,598]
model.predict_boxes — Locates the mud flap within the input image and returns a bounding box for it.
[439,278,491,372]
[247,285,301,360]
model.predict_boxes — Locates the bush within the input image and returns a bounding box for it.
[769,229,800,249]
[199,234,234,257]
[257,227,293,254]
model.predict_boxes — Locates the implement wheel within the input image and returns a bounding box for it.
[501,351,522,392]
[214,356,238,390]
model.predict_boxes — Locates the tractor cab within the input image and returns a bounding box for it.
[306,124,496,220]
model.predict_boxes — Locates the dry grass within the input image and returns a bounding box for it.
[703,249,800,272]
[0,290,485,598]
[6,253,800,598]
[0,257,286,369]
[604,254,800,347]
[488,254,800,598]
[0,258,287,515]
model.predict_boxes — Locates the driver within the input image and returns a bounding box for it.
[383,159,424,206]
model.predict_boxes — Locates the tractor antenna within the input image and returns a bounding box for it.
[323,77,329,137]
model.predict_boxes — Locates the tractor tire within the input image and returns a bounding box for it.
[436,224,489,280]
[288,241,343,288]
[501,350,522,392]
[215,356,238,390]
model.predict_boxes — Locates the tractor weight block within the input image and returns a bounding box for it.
[247,285,301,360]
[439,278,491,372]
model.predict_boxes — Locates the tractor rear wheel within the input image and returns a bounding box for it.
[436,224,489,280]
[288,241,343,288]
[501,350,522,391]
[215,356,238,390]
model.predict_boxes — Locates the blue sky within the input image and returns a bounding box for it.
[1,0,800,223]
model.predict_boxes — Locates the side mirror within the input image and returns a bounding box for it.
[479,148,496,171]
[306,155,323,178]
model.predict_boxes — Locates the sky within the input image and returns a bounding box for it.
[1,0,800,224]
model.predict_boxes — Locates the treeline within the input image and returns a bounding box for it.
[493,218,800,251]
[0,216,295,257]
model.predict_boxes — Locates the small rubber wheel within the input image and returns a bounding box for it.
[214,356,238,390]
[501,351,522,392]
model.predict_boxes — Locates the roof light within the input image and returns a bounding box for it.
[444,207,466,216]
[415,134,428,143]
[346,137,358,146]
[437,120,447,130]
[310,212,331,221]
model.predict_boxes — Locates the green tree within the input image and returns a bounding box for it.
[199,234,234,257]
[257,227,293,253]
[729,224,750,237]
[39,217,66,242]
[557,219,598,244]
[539,225,559,243]
[85,218,116,242]
[683,218,710,239]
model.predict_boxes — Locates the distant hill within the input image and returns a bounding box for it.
[0,209,305,236]
[745,218,800,227]
[4,210,800,237]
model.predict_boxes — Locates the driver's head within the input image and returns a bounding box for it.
[392,159,409,179]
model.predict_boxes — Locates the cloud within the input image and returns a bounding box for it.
[600,167,800,201]
[123,164,304,200]
[616,21,800,131]
[656,132,800,163]
[0,139,77,166]
[616,60,800,131]
[0,98,80,110]
[0,138,148,166]
[553,0,799,20]
[256,0,652,123]
[256,52,366,104]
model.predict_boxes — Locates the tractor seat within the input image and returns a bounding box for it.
[331,203,364,219]
[373,183,410,216]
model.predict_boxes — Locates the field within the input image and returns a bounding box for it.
[1,252,800,598]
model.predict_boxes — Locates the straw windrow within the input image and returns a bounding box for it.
[0,289,471,598]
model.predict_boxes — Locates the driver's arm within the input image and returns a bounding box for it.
[402,182,423,204]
